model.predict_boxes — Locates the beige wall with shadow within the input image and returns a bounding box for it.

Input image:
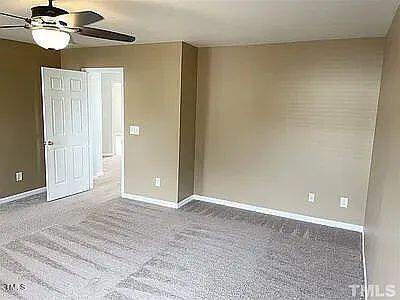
[365,6,400,295]
[195,38,384,225]
[178,42,198,202]
[0,39,60,198]
[61,42,183,203]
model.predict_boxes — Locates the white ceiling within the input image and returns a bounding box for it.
[0,0,399,48]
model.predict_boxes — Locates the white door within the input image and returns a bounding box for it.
[41,67,90,201]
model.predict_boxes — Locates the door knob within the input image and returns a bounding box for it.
[45,141,54,146]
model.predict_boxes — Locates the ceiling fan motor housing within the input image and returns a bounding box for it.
[31,5,68,18]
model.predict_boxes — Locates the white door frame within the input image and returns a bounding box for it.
[83,67,125,196]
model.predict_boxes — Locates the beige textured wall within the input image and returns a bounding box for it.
[195,38,384,225]
[178,43,198,202]
[0,39,60,198]
[62,43,182,203]
[365,7,400,295]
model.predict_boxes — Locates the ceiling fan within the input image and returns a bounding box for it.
[0,0,135,50]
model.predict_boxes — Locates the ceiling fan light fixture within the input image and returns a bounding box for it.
[1,0,135,47]
[32,28,70,50]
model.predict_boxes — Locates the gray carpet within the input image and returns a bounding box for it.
[0,197,364,299]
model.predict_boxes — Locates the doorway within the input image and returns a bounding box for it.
[41,67,124,201]
[84,67,124,194]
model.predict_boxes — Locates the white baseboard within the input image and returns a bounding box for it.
[122,192,180,209]
[0,187,47,205]
[122,193,195,209]
[177,195,195,208]
[192,194,364,232]
[120,192,363,232]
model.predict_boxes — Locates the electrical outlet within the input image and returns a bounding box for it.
[308,192,316,203]
[340,196,349,208]
[154,177,161,187]
[15,171,23,182]
[129,125,140,135]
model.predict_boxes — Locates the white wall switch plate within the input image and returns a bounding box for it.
[308,192,316,203]
[340,196,349,208]
[129,125,140,135]
[15,171,23,182]
[154,177,161,187]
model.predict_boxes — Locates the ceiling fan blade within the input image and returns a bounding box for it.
[77,27,135,43]
[56,11,103,27]
[0,12,30,22]
[0,25,27,29]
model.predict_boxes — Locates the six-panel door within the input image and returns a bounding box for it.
[42,67,90,201]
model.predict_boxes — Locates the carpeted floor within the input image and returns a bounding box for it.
[0,157,364,299]
[0,197,363,299]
